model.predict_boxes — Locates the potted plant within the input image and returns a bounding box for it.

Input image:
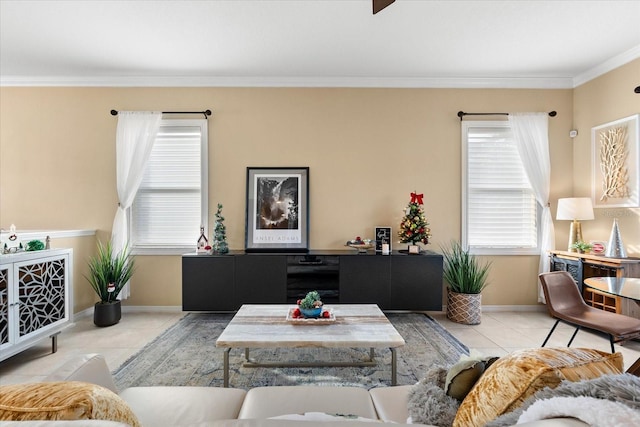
[441,241,491,325]
[85,240,135,327]
[570,241,592,254]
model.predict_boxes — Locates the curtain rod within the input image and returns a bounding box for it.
[457,111,557,121]
[110,109,212,118]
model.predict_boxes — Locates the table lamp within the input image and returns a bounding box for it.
[556,197,595,252]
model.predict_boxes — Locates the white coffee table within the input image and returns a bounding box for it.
[216,304,405,387]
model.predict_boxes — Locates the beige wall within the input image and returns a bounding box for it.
[572,59,640,254]
[51,235,98,314]
[1,68,635,311]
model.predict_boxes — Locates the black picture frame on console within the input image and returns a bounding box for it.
[245,167,309,252]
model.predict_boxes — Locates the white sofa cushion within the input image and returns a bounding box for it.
[238,386,378,420]
[0,422,129,426]
[44,354,118,394]
[368,385,412,423]
[119,386,246,427]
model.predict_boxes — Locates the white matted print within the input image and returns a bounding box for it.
[591,114,639,208]
[245,167,309,252]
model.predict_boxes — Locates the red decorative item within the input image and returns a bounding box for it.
[410,192,424,204]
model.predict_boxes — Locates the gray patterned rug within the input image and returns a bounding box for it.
[113,312,467,390]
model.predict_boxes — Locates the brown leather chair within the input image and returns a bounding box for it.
[538,271,640,353]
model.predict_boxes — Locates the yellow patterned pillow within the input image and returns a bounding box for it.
[0,381,141,427]
[452,347,623,427]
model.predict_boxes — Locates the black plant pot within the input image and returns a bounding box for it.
[94,300,122,327]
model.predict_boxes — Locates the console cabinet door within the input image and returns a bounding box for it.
[339,256,390,308]
[235,255,287,304]
[182,256,235,311]
[390,254,443,310]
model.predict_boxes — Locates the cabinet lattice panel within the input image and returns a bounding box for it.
[0,268,8,346]
[18,259,66,336]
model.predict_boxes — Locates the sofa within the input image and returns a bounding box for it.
[2,349,631,427]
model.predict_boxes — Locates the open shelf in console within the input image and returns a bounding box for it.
[287,255,339,303]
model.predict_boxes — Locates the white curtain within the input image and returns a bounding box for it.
[509,112,555,303]
[111,111,162,299]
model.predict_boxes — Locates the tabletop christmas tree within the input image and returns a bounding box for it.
[398,192,431,251]
[212,203,229,254]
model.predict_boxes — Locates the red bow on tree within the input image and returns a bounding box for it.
[410,192,424,204]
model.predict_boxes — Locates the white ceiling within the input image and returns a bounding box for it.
[1,0,639,88]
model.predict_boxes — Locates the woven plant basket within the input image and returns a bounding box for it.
[447,290,482,325]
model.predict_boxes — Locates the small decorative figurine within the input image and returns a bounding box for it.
[196,226,209,254]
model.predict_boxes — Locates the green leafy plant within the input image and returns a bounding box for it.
[570,241,593,253]
[441,241,491,294]
[85,241,135,303]
[26,240,45,251]
[298,290,322,309]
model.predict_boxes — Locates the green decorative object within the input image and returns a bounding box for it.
[26,240,45,251]
[441,241,491,294]
[298,290,322,309]
[441,241,491,325]
[398,191,431,247]
[212,203,229,254]
[85,241,135,304]
[570,241,593,254]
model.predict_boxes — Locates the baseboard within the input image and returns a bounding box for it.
[479,304,546,312]
[73,304,544,317]
[74,305,183,318]
[121,305,183,313]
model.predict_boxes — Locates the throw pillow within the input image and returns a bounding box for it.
[486,373,640,427]
[445,354,499,401]
[0,381,141,427]
[452,347,623,427]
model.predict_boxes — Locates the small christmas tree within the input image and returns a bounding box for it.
[212,203,229,254]
[398,192,431,246]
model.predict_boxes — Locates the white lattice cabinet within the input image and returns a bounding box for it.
[0,249,73,361]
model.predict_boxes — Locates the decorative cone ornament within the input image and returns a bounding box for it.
[605,218,627,258]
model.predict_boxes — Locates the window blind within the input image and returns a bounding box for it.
[464,123,538,250]
[131,121,207,249]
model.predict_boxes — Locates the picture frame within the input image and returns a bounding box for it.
[589,240,607,256]
[591,114,640,208]
[245,167,309,252]
[374,226,392,252]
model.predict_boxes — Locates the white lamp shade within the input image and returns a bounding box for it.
[556,197,595,220]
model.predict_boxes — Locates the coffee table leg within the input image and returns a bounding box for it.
[390,347,397,386]
[223,348,231,388]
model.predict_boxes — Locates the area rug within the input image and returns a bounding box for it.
[112,312,468,390]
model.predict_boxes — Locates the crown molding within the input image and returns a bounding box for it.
[573,44,640,88]
[0,75,575,89]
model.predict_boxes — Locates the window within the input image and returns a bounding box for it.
[131,119,208,254]
[462,121,539,255]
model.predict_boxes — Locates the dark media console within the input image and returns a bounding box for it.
[182,250,443,311]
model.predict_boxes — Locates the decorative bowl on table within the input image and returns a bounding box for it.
[345,237,375,253]
[299,307,323,318]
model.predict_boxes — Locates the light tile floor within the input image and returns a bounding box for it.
[1,309,639,386]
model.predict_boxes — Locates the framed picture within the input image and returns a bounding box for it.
[245,167,309,252]
[590,240,607,256]
[591,114,640,208]
[374,226,392,252]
